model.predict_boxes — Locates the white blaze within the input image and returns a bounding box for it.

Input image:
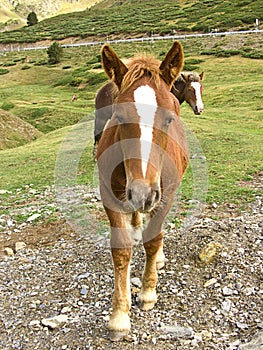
[191,82,204,112]
[134,85,157,177]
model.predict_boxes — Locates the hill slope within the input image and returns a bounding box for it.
[0,110,42,149]
[0,0,101,31]
[0,0,262,44]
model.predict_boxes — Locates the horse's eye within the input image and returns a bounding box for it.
[165,116,175,126]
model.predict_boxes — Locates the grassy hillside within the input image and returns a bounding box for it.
[0,36,262,204]
[0,1,101,31]
[0,0,262,44]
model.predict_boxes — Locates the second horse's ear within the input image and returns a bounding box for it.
[199,72,204,81]
[101,44,128,90]
[159,41,184,88]
[181,73,189,83]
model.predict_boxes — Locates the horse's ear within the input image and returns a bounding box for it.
[181,73,189,82]
[199,72,204,81]
[101,44,128,90]
[159,41,184,88]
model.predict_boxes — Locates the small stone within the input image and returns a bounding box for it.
[15,241,26,252]
[27,213,41,222]
[4,247,14,256]
[29,320,41,327]
[61,307,72,314]
[240,330,263,350]
[201,330,213,341]
[221,299,232,312]
[131,277,142,288]
[80,287,87,295]
[160,325,194,338]
[41,315,68,329]
[141,332,148,340]
[222,286,233,296]
[0,189,11,194]
[7,219,14,227]
[237,247,245,254]
[236,321,249,330]
[78,272,90,279]
[204,278,217,288]
[199,242,222,265]
[192,333,202,346]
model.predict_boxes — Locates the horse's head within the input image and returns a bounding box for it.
[181,72,204,115]
[100,42,184,213]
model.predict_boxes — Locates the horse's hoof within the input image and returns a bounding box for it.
[140,301,156,311]
[109,330,129,342]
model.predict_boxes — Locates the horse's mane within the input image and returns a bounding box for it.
[178,71,201,83]
[120,55,161,94]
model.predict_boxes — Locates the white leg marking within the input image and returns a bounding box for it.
[108,310,131,332]
[191,82,204,112]
[134,85,157,177]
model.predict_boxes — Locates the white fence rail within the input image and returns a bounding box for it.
[1,29,262,52]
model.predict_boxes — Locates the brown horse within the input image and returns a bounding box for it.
[94,70,204,150]
[171,71,204,115]
[96,41,188,341]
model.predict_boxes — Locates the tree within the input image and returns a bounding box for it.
[27,12,38,26]
[47,42,63,64]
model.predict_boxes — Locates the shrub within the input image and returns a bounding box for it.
[34,60,47,66]
[3,62,16,67]
[242,51,263,59]
[86,72,107,86]
[183,64,200,71]
[1,101,14,110]
[86,55,101,64]
[0,68,9,75]
[47,42,63,64]
[27,12,38,26]
[91,63,102,69]
[184,58,205,65]
[31,107,49,119]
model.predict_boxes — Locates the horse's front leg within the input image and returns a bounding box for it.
[139,232,163,310]
[104,207,133,341]
[108,246,132,340]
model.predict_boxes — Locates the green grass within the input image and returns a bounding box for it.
[0,38,262,206]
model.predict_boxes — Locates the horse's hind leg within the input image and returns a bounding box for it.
[156,238,165,270]
[139,232,163,310]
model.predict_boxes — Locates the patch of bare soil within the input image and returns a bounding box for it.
[0,219,76,256]
[0,182,262,349]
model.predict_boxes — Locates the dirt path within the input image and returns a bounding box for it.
[0,183,262,349]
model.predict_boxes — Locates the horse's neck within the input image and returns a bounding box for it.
[172,80,186,104]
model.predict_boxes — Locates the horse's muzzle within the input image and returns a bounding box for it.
[193,105,204,115]
[127,179,160,212]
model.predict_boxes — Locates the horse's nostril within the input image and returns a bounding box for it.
[127,189,132,201]
[154,189,160,203]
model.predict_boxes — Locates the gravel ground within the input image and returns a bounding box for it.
[0,177,262,350]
